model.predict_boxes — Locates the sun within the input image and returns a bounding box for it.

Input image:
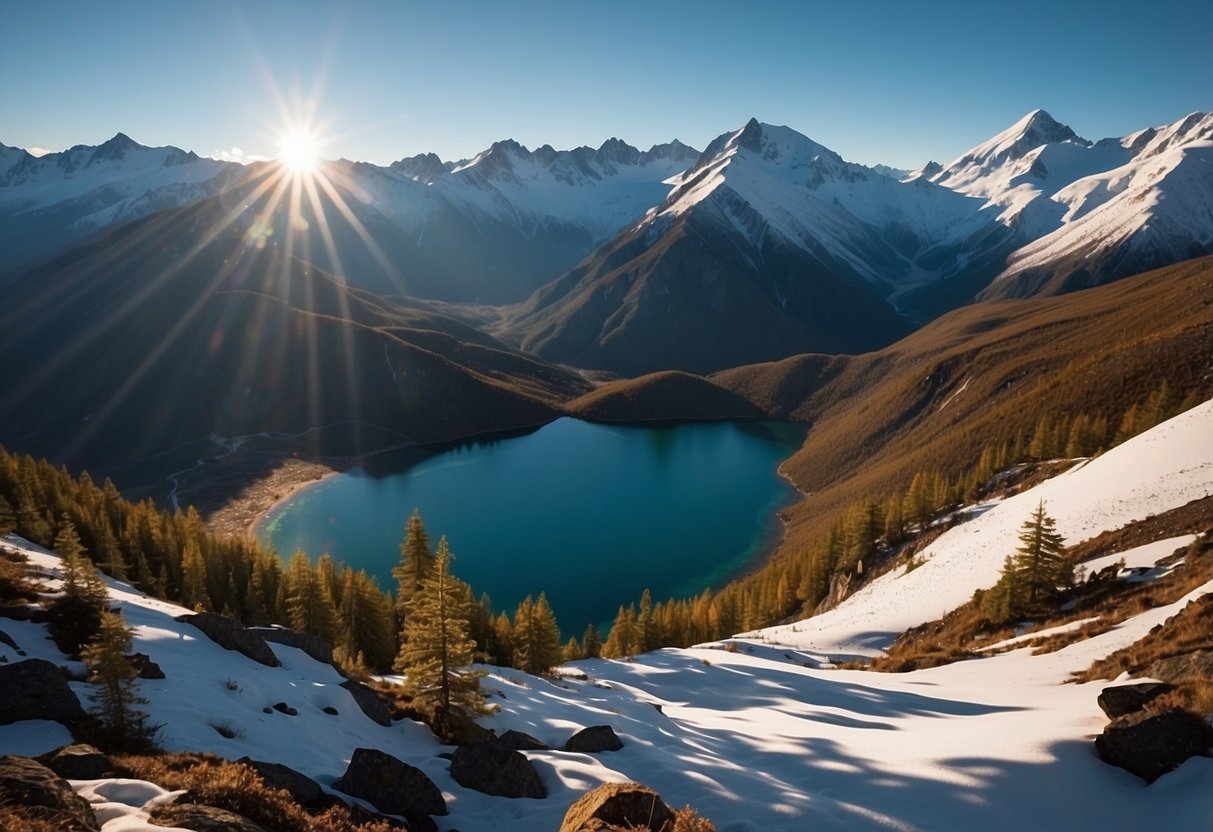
[278,130,320,174]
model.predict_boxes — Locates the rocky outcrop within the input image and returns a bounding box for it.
[175,613,279,667]
[564,725,623,753]
[1097,683,1175,718]
[151,802,273,832]
[1095,708,1209,782]
[127,652,165,680]
[0,658,88,728]
[449,743,545,799]
[339,680,392,727]
[37,744,114,780]
[0,755,100,832]
[1147,650,1213,684]
[496,729,549,751]
[332,748,447,818]
[237,758,324,807]
[558,782,674,832]
[250,627,333,665]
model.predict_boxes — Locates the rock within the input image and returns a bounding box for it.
[151,802,272,832]
[1147,649,1213,684]
[250,627,333,665]
[496,729,549,751]
[37,744,114,780]
[237,758,324,806]
[1095,708,1209,783]
[0,627,23,654]
[558,782,674,832]
[271,702,298,716]
[449,743,546,799]
[0,658,88,728]
[175,613,279,668]
[564,725,623,753]
[127,652,165,680]
[323,706,339,715]
[339,679,392,727]
[333,747,447,818]
[0,755,100,832]
[1097,683,1175,718]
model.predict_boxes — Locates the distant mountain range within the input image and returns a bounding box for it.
[2,109,1212,489]
[5,109,1209,376]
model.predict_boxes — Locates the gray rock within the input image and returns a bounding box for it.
[151,802,272,832]
[271,702,298,716]
[175,613,279,667]
[1147,650,1213,684]
[1095,708,1209,783]
[558,781,674,832]
[236,758,323,806]
[127,652,165,680]
[496,729,549,751]
[38,744,114,780]
[339,679,392,726]
[450,743,546,799]
[0,755,100,832]
[250,627,333,665]
[564,725,623,753]
[1097,683,1175,718]
[333,747,447,817]
[0,658,88,728]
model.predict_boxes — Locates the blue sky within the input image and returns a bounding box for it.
[3,0,1210,169]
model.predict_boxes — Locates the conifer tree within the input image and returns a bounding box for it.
[179,538,210,611]
[393,510,434,621]
[50,522,109,654]
[394,537,483,726]
[562,636,582,663]
[513,592,562,674]
[582,623,602,659]
[284,551,339,640]
[81,610,156,749]
[1012,501,1070,608]
[0,495,16,536]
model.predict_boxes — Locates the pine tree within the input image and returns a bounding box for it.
[179,538,210,611]
[393,510,434,621]
[49,522,109,654]
[81,610,156,750]
[393,537,483,727]
[0,495,16,536]
[1011,501,1070,609]
[582,623,602,659]
[513,592,562,674]
[284,551,339,640]
[561,636,582,663]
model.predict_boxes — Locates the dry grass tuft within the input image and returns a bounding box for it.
[112,753,394,832]
[669,804,718,832]
[0,806,61,832]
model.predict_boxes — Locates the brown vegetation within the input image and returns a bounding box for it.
[112,753,394,832]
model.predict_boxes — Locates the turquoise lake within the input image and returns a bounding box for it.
[257,418,804,637]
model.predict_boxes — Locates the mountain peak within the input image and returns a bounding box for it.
[736,118,764,152]
[1011,108,1082,146]
[88,131,146,164]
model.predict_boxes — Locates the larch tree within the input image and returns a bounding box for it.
[394,537,483,728]
[393,510,434,622]
[1012,501,1070,608]
[81,610,156,749]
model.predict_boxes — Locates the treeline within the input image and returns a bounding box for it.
[0,454,568,677]
[596,380,1202,657]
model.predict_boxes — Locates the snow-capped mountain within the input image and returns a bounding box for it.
[0,133,243,274]
[504,119,1006,375]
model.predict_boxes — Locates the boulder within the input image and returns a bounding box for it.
[564,725,623,753]
[339,679,392,727]
[250,627,333,665]
[1095,708,1209,782]
[237,758,324,806]
[151,802,272,832]
[175,613,279,668]
[271,702,298,716]
[127,652,165,680]
[1097,683,1175,718]
[333,747,447,818]
[1147,650,1213,684]
[0,658,88,728]
[38,744,114,780]
[496,729,549,751]
[558,782,675,832]
[0,755,100,832]
[449,743,546,799]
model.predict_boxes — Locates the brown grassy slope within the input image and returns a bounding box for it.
[567,370,765,422]
[707,255,1213,552]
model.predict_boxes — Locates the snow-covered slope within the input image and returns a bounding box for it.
[2,401,1211,831]
[0,134,243,272]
